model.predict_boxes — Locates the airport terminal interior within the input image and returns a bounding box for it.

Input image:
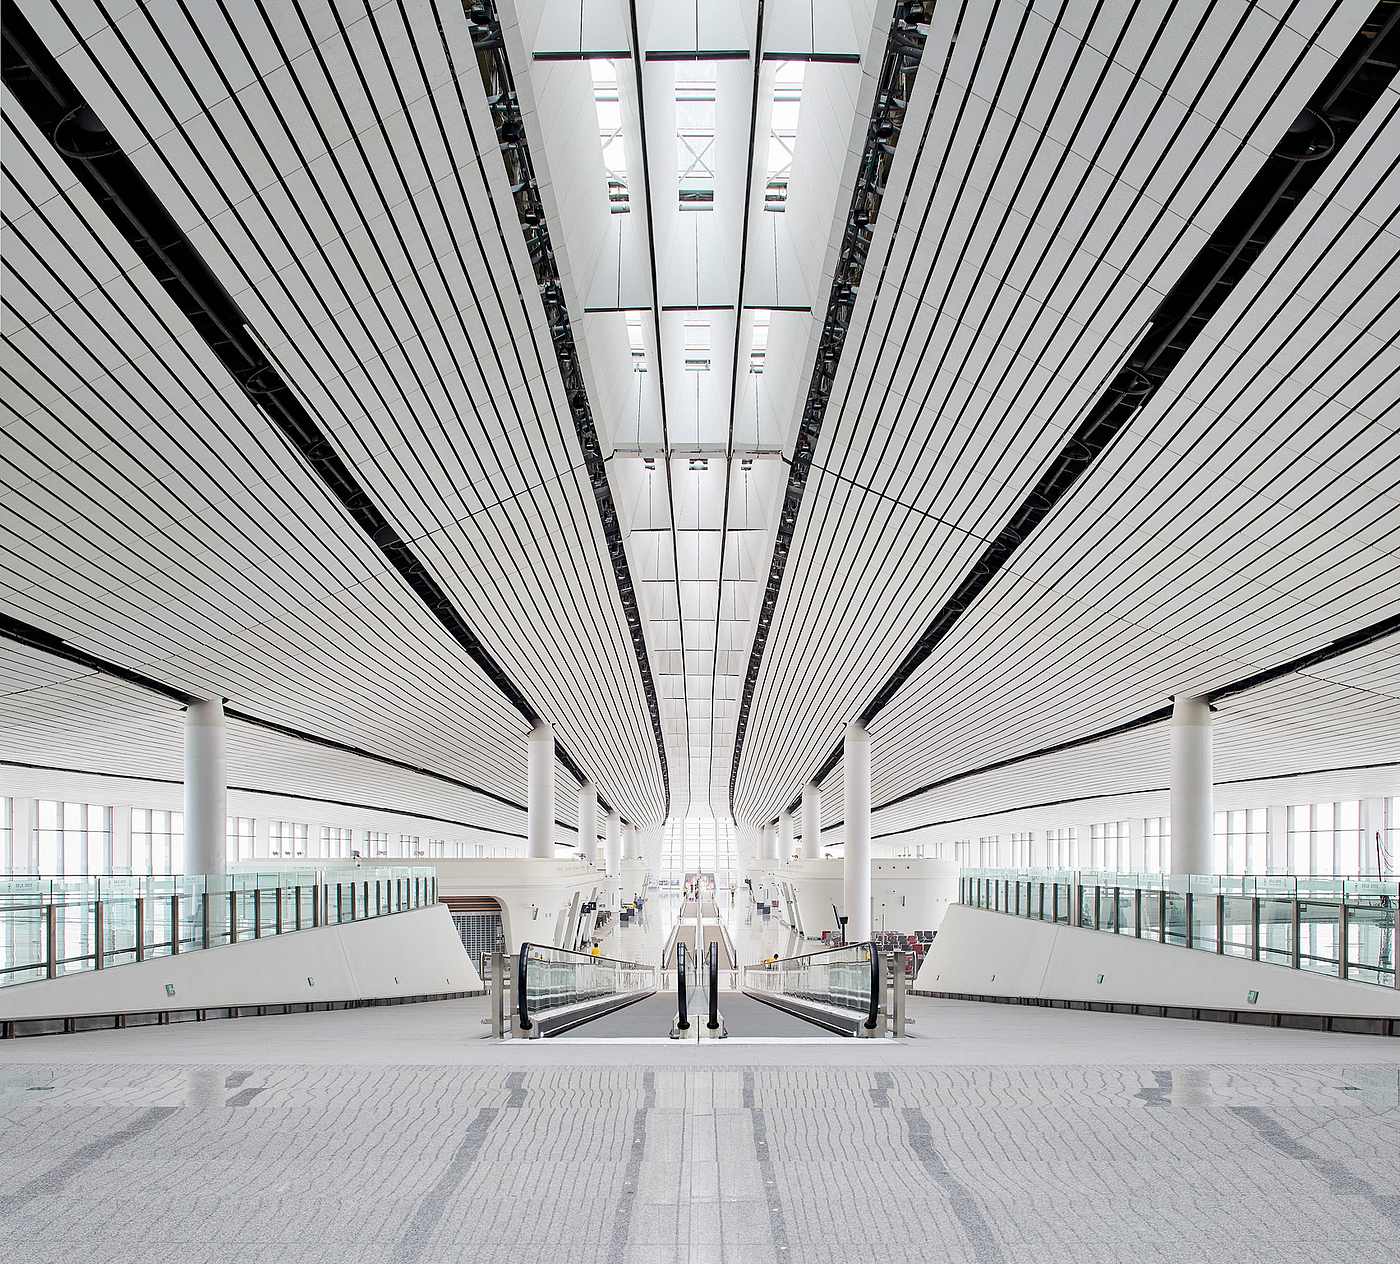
[1,0,1399,1259]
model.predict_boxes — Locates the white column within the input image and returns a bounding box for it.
[578,780,598,863]
[1169,695,1212,875]
[184,700,227,876]
[801,782,821,861]
[844,720,871,943]
[778,811,794,863]
[759,823,774,862]
[527,722,555,859]
[622,822,638,860]
[604,809,622,876]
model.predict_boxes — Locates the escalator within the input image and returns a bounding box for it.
[741,941,884,1037]
[507,926,883,1040]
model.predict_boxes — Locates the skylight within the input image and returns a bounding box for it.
[764,62,804,211]
[676,64,716,211]
[591,60,629,212]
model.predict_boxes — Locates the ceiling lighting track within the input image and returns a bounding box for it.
[0,6,621,803]
[709,1,767,818]
[465,0,671,814]
[0,612,593,826]
[728,1,935,815]
[766,0,1400,807]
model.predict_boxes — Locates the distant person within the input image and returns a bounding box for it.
[591,943,602,958]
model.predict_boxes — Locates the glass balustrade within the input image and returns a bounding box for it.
[0,868,437,988]
[742,941,881,1030]
[958,868,1399,988]
[516,944,656,1032]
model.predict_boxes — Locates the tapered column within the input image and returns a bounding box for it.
[844,720,871,943]
[527,722,555,859]
[578,780,598,864]
[604,809,622,876]
[1169,696,1213,874]
[778,812,794,862]
[801,782,821,861]
[184,700,227,875]
[623,822,638,860]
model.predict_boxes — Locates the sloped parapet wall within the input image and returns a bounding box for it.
[915,904,1400,1022]
[0,904,482,1024]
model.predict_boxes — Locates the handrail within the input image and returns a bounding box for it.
[676,940,689,1030]
[516,942,530,1032]
[707,940,720,1031]
[863,940,880,1030]
[516,940,654,1033]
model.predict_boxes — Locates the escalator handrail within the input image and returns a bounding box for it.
[864,938,880,1030]
[742,940,882,1029]
[676,940,689,1029]
[517,941,656,1033]
[749,940,878,966]
[707,940,719,1030]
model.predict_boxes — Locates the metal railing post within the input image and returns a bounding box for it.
[1093,885,1101,931]
[1185,892,1194,949]
[202,891,210,949]
[45,901,58,979]
[490,952,506,1037]
[1251,896,1261,961]
[229,890,239,944]
[892,949,907,1038]
[1291,900,1302,970]
[337,883,344,924]
[253,888,262,940]
[1216,892,1225,955]
[1339,902,1349,980]
[1133,887,1141,938]
[1158,890,1166,944]
[135,896,146,963]
[93,899,104,970]
[171,893,181,955]
[275,887,284,935]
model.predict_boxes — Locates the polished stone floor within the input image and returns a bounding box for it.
[3,899,1399,1263]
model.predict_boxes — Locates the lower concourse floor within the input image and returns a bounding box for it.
[3,995,1398,1264]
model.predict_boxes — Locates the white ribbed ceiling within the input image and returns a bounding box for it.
[1,0,1396,846]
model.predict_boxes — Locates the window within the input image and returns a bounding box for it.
[271,821,309,859]
[1143,817,1170,873]
[36,801,112,875]
[1214,809,1267,874]
[1091,822,1129,872]
[427,840,444,858]
[676,66,716,209]
[1043,827,1073,869]
[764,62,804,210]
[132,808,183,875]
[227,817,254,863]
[398,834,421,858]
[660,817,737,889]
[590,60,629,211]
[1009,831,1035,867]
[0,798,11,875]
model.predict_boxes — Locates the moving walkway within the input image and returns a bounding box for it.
[742,941,885,1037]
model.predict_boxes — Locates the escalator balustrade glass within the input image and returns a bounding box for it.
[517,944,656,1033]
[743,941,881,1032]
